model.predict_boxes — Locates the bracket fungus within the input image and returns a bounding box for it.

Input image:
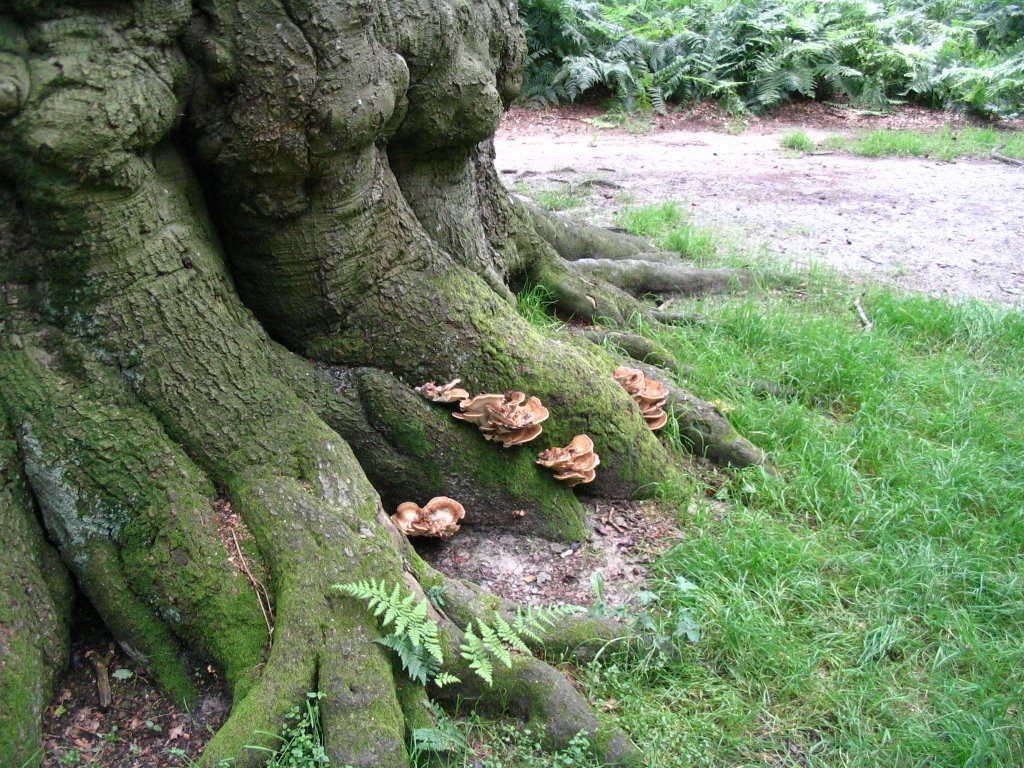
[453,391,549,447]
[536,434,601,487]
[390,496,466,538]
[416,378,471,403]
[614,366,670,430]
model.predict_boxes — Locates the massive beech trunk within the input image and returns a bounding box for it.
[0,2,769,765]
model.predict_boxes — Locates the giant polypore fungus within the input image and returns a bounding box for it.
[390,496,466,538]
[536,434,601,487]
[416,378,471,403]
[614,366,669,430]
[453,391,549,447]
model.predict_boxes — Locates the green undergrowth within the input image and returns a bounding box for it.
[780,129,817,152]
[535,188,589,211]
[513,202,1024,766]
[519,0,1024,117]
[616,201,721,263]
[789,125,1024,161]
[408,713,599,768]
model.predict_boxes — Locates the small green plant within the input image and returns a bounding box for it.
[408,704,467,764]
[339,579,581,688]
[334,580,450,687]
[478,725,597,768]
[826,126,1024,161]
[246,693,331,767]
[618,200,686,237]
[585,110,656,134]
[534,188,586,211]
[461,605,584,684]
[516,283,561,329]
[779,130,815,152]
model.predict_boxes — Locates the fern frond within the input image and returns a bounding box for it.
[431,672,461,689]
[493,614,531,653]
[459,626,494,685]
[375,634,437,686]
[477,620,514,669]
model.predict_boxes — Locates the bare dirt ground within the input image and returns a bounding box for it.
[496,104,1024,306]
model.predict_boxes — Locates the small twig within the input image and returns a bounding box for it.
[231,529,274,637]
[854,293,873,332]
[85,647,115,710]
[991,144,1024,167]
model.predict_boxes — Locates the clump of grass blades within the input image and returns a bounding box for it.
[534,188,587,211]
[780,130,816,152]
[515,283,562,330]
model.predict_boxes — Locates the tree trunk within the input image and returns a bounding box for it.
[0,1,768,765]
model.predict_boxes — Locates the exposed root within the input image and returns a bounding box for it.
[525,203,675,263]
[570,328,681,371]
[573,257,754,297]
[0,425,73,768]
[991,144,1024,167]
[631,360,775,471]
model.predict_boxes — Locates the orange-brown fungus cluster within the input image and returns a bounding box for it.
[453,391,549,447]
[416,378,470,403]
[614,366,669,430]
[391,496,466,538]
[536,434,600,487]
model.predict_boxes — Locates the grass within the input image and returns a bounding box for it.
[511,202,1024,767]
[534,187,588,211]
[780,130,816,152]
[824,125,1024,162]
[617,201,720,263]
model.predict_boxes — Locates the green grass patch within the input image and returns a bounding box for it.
[576,202,1024,767]
[780,130,816,152]
[534,188,587,211]
[825,126,1024,162]
[515,282,563,330]
[617,201,741,264]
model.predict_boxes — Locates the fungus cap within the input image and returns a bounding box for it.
[390,496,466,538]
[417,378,471,403]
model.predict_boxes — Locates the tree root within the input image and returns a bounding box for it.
[0,348,269,705]
[569,328,681,371]
[0,425,73,768]
[573,258,754,297]
[525,203,675,263]
[631,360,775,471]
[277,357,591,541]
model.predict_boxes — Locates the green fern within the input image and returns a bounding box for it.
[459,624,495,685]
[334,579,455,687]
[458,604,584,686]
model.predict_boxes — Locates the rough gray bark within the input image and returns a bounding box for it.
[0,1,771,765]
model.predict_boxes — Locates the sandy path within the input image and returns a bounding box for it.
[494,126,1024,306]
